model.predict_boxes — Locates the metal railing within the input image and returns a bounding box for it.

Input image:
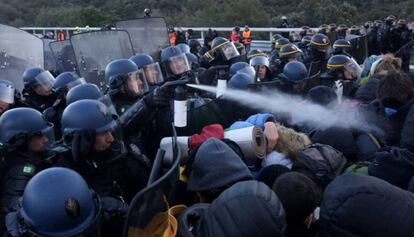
[20,26,315,52]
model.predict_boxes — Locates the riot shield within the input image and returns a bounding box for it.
[70,30,134,89]
[42,39,58,73]
[348,35,368,64]
[115,18,170,62]
[123,125,181,237]
[0,24,43,92]
[49,40,79,74]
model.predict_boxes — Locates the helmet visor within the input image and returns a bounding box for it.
[168,53,191,75]
[33,71,55,96]
[65,73,87,91]
[237,66,256,80]
[345,57,362,80]
[0,82,15,104]
[219,42,240,61]
[250,56,270,67]
[123,70,149,96]
[143,62,164,85]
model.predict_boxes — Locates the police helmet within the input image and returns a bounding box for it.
[18,167,101,236]
[22,67,55,95]
[279,61,308,84]
[53,72,86,93]
[0,108,53,147]
[66,83,103,105]
[228,73,255,90]
[105,59,148,96]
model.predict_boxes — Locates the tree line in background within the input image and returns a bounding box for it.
[1,0,413,27]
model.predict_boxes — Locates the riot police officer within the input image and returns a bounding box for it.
[200,37,241,68]
[272,43,303,75]
[161,45,193,81]
[379,15,397,53]
[246,49,267,62]
[21,67,57,112]
[319,24,329,35]
[332,39,352,57]
[188,39,202,57]
[319,54,362,97]
[390,19,413,72]
[270,37,290,58]
[367,20,383,55]
[130,54,164,90]
[337,24,348,39]
[297,35,312,54]
[350,25,361,35]
[105,59,149,114]
[66,83,103,105]
[43,72,86,139]
[277,61,309,95]
[4,167,108,237]
[0,80,25,116]
[60,99,150,204]
[229,62,255,78]
[269,38,290,75]
[0,108,56,231]
[303,33,331,73]
[271,34,283,50]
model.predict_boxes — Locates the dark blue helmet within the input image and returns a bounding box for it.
[230,62,249,77]
[53,72,86,93]
[280,61,308,84]
[176,43,191,54]
[275,38,290,49]
[185,52,199,69]
[18,167,101,236]
[161,46,182,63]
[211,37,240,62]
[104,59,148,96]
[161,46,191,77]
[0,108,53,147]
[129,54,154,69]
[22,67,44,86]
[188,39,201,55]
[105,59,138,89]
[228,72,254,90]
[22,67,55,94]
[62,99,118,139]
[310,33,330,51]
[66,83,103,105]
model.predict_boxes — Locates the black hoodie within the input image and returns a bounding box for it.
[369,105,414,189]
[178,180,286,237]
[187,138,252,192]
[320,174,414,237]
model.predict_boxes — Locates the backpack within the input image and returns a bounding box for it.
[293,143,347,189]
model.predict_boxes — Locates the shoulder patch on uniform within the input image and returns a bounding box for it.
[23,165,34,174]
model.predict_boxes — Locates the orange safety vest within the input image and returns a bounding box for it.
[242,30,251,45]
[57,32,65,41]
[169,32,177,46]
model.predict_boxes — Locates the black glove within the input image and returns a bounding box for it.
[101,196,129,219]
[144,83,175,108]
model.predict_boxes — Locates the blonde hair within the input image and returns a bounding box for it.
[275,124,311,160]
[373,54,401,75]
